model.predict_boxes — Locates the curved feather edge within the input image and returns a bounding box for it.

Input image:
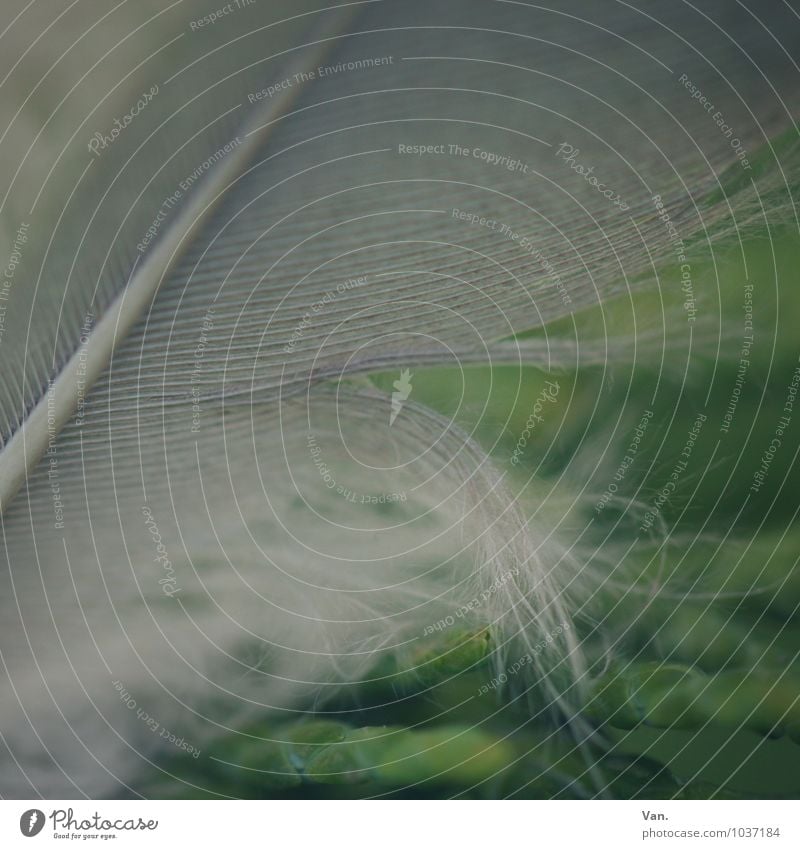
[0,5,358,516]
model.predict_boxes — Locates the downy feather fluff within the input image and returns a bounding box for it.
[0,0,798,796]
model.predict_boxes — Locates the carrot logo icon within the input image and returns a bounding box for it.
[390,369,413,425]
[19,809,45,837]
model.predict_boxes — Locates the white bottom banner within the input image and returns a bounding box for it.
[0,800,796,847]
